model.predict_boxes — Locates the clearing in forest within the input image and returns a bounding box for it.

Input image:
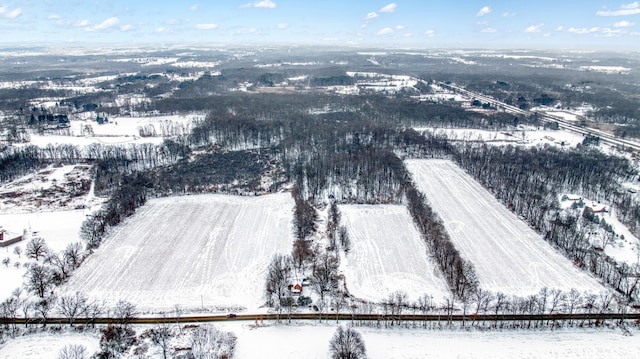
[339,204,451,303]
[61,193,294,313]
[405,159,603,296]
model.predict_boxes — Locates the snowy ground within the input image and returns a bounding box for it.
[339,205,451,303]
[3,323,637,359]
[60,193,295,314]
[0,209,91,301]
[0,331,100,359]
[418,127,587,148]
[406,159,604,296]
[558,194,640,265]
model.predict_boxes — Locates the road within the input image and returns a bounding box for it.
[438,82,640,152]
[2,312,639,325]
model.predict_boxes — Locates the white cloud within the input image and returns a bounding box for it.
[155,27,170,33]
[1,7,22,19]
[361,22,369,28]
[190,4,199,11]
[502,12,516,17]
[404,33,413,37]
[195,23,218,30]
[597,2,640,16]
[424,30,435,37]
[74,19,90,27]
[277,23,288,29]
[568,27,601,34]
[48,14,61,20]
[480,27,497,33]
[556,25,564,32]
[243,0,276,9]
[376,27,394,35]
[525,24,543,33]
[379,3,397,13]
[477,6,491,17]
[365,12,379,20]
[614,20,635,27]
[120,25,133,31]
[89,17,120,31]
[395,25,405,30]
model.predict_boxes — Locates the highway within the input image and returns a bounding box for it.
[438,82,640,152]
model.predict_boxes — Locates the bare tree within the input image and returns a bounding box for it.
[149,321,174,359]
[26,237,49,261]
[329,326,367,359]
[13,245,21,258]
[311,252,341,303]
[58,292,88,326]
[63,242,84,270]
[113,300,137,328]
[190,325,237,359]
[25,263,54,298]
[264,254,292,310]
[57,344,87,359]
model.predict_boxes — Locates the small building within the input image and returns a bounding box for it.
[589,202,607,213]
[289,283,302,296]
[0,227,23,247]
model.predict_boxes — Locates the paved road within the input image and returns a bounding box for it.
[3,312,639,325]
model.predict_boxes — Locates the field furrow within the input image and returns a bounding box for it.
[406,159,603,296]
[60,193,294,313]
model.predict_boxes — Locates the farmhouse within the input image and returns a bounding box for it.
[0,226,24,247]
[588,202,607,213]
[289,283,302,296]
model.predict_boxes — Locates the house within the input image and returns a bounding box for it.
[0,227,23,247]
[289,283,302,296]
[588,202,607,214]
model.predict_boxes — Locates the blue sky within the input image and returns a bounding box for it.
[1,1,639,50]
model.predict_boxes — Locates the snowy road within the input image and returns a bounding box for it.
[406,159,604,296]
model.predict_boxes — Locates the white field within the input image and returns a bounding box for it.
[60,193,295,313]
[0,209,90,301]
[406,159,604,296]
[418,127,587,148]
[339,205,451,303]
[1,324,639,359]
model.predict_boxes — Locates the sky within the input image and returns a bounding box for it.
[0,1,639,50]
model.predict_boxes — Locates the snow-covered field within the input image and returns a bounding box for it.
[406,159,604,296]
[60,193,295,313]
[0,331,100,359]
[0,209,90,301]
[419,127,587,147]
[3,324,639,359]
[339,205,451,303]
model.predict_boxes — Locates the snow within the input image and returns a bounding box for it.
[406,159,604,296]
[60,193,295,314]
[224,322,640,359]
[418,127,587,148]
[0,332,100,359]
[0,209,91,300]
[579,65,630,74]
[558,194,640,265]
[339,205,451,303]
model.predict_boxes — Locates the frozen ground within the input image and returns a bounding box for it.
[406,159,604,296]
[0,332,100,359]
[558,194,640,265]
[418,127,587,148]
[0,209,90,301]
[60,193,295,314]
[339,205,451,303]
[2,323,637,359]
